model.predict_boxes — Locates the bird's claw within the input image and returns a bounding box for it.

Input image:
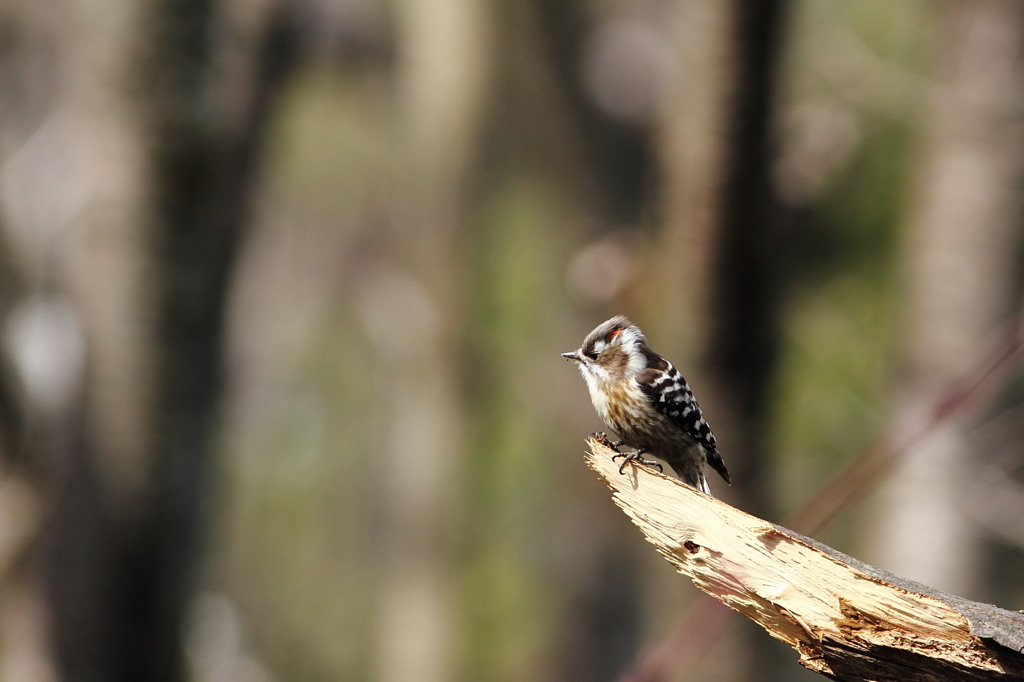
[589,432,624,450]
[590,433,658,473]
[611,450,663,475]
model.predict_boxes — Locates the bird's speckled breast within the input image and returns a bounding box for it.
[599,379,676,449]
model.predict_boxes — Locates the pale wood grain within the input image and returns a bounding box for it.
[584,436,1024,681]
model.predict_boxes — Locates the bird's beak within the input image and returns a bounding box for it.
[561,350,582,363]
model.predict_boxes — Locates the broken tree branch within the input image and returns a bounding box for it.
[584,437,1024,681]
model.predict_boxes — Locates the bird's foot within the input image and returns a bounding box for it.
[589,432,624,450]
[611,449,663,475]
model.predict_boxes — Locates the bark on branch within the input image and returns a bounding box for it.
[584,437,1024,681]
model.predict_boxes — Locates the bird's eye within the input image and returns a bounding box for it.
[585,349,598,360]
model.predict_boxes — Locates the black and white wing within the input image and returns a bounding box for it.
[637,361,732,484]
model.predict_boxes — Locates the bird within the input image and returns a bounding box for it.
[561,315,730,494]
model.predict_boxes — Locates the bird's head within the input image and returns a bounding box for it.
[561,315,648,385]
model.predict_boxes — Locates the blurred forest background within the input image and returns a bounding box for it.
[0,0,1023,680]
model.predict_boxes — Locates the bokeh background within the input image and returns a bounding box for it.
[1,0,1023,680]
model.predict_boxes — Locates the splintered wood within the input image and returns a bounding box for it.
[584,437,1024,681]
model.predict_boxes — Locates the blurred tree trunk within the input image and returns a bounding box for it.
[647,8,738,682]
[706,0,788,519]
[869,0,1024,597]
[653,2,735,356]
[652,1,790,680]
[656,0,787,515]
[529,1,652,225]
[38,3,298,681]
[373,1,491,681]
